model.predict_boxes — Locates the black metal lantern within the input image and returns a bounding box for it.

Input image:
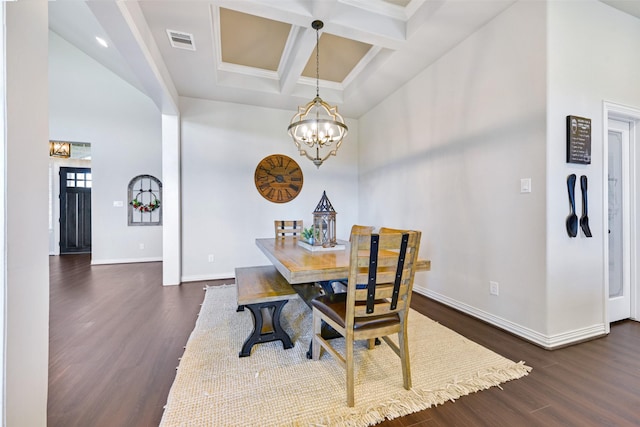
[312,191,337,247]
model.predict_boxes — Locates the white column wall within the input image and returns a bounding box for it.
[162,114,181,285]
[4,1,50,425]
[179,97,359,281]
[0,6,5,421]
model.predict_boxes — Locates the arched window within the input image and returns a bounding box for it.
[128,174,162,226]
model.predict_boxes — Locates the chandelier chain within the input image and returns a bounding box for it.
[315,24,320,98]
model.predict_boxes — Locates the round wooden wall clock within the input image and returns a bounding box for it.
[254,154,303,203]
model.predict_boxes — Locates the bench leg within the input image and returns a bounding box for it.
[239,300,294,357]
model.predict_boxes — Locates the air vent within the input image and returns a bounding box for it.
[166,29,195,51]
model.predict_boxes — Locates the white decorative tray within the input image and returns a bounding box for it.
[297,240,346,252]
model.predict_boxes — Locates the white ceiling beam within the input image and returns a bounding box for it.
[406,0,447,38]
[279,25,317,95]
[323,3,406,50]
[340,0,408,20]
[310,0,341,21]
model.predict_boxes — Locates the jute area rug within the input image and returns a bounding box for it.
[160,284,531,427]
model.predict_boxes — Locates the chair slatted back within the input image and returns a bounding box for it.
[347,229,421,320]
[349,224,374,240]
[274,220,303,238]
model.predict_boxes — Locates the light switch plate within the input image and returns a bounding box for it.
[520,178,531,193]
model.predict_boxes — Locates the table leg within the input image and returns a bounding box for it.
[318,280,336,294]
[292,282,379,358]
[305,281,342,358]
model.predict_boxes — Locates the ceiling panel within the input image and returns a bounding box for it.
[301,33,372,83]
[220,8,291,72]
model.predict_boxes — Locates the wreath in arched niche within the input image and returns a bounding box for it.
[128,174,162,226]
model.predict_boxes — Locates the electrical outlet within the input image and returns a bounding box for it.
[520,178,532,193]
[490,281,499,296]
[208,254,214,263]
[139,243,145,250]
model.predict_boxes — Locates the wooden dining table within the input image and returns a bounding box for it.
[256,236,430,357]
[255,237,431,285]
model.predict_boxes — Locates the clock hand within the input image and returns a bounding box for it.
[262,169,286,183]
[260,167,275,177]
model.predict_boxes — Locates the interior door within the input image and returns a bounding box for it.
[59,167,92,254]
[608,119,631,322]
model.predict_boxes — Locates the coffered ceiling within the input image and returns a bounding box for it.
[48,0,639,118]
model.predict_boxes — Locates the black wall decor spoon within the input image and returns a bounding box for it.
[580,175,592,237]
[566,174,578,237]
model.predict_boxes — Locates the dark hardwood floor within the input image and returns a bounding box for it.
[48,254,211,427]
[48,254,640,427]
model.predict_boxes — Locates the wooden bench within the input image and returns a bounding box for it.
[235,265,298,357]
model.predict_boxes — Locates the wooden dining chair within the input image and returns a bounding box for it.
[349,224,375,237]
[310,227,421,407]
[329,225,375,293]
[274,220,303,238]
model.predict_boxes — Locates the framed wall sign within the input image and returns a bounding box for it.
[566,115,591,164]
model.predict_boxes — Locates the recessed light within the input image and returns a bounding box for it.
[95,36,108,48]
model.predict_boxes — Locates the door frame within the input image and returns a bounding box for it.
[607,118,632,323]
[603,101,640,330]
[49,158,91,255]
[59,166,92,254]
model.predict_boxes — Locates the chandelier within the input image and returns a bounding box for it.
[288,20,348,168]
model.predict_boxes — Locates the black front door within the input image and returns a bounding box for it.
[59,167,92,254]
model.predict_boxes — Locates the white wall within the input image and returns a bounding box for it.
[179,96,359,281]
[359,0,640,348]
[358,1,549,340]
[4,1,50,425]
[49,31,163,264]
[546,1,640,339]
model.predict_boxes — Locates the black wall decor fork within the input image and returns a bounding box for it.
[566,174,578,237]
[566,174,593,238]
[580,175,592,237]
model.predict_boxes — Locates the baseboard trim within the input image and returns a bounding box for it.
[181,272,235,283]
[413,284,607,349]
[91,257,162,265]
